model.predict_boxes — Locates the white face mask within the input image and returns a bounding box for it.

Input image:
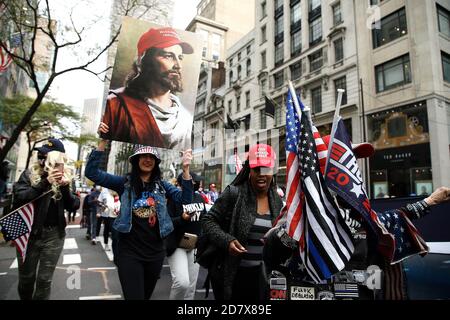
[95,186,101,191]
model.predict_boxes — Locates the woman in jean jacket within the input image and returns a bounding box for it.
[85,128,193,300]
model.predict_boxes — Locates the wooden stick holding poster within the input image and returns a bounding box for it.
[99,17,202,150]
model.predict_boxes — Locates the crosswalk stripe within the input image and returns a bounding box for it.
[66,225,81,229]
[62,254,81,265]
[10,258,18,269]
[79,295,122,300]
[0,272,7,276]
[63,238,78,250]
[87,267,116,270]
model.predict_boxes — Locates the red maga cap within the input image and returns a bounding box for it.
[248,144,276,169]
[322,135,375,159]
[137,27,194,58]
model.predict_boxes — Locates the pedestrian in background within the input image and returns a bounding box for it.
[166,172,206,300]
[12,139,80,300]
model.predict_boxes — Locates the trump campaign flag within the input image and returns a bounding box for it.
[0,202,35,262]
[324,117,396,261]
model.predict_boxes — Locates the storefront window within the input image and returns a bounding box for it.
[368,102,431,198]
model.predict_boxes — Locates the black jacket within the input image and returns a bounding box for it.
[13,170,80,238]
[201,181,283,300]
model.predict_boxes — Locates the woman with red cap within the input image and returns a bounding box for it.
[200,143,284,300]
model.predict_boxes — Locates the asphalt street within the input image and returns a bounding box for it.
[0,206,213,301]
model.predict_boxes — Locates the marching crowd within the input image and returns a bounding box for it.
[2,133,449,301]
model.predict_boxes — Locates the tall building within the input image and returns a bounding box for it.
[186,0,256,190]
[250,0,449,198]
[354,0,450,198]
[81,98,101,135]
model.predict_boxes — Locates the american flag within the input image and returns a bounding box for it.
[296,109,354,283]
[0,202,35,262]
[377,208,428,263]
[284,91,303,241]
[283,93,328,240]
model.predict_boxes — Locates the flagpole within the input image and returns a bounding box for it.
[0,190,52,222]
[324,89,345,171]
[288,81,302,119]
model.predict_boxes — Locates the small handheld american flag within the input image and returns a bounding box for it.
[0,202,35,262]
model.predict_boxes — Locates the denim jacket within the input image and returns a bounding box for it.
[85,150,193,238]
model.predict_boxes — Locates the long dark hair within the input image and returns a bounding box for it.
[129,155,162,196]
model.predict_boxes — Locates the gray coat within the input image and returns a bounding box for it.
[201,181,283,299]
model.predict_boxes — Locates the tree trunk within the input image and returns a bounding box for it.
[25,132,32,170]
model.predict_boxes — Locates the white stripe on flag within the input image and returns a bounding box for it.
[317,173,354,253]
[304,177,346,270]
[21,207,32,230]
[307,174,353,258]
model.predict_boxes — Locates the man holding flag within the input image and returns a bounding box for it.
[0,139,80,300]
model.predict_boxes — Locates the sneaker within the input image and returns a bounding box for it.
[85,234,91,240]
[91,239,97,245]
[104,244,110,251]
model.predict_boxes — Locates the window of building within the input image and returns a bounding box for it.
[275,15,284,43]
[261,25,267,43]
[261,51,267,69]
[438,4,450,38]
[199,29,208,58]
[260,109,267,129]
[236,96,241,113]
[238,52,241,61]
[334,38,343,62]
[290,61,302,80]
[275,42,284,67]
[291,29,302,57]
[260,78,267,96]
[311,86,322,113]
[332,2,342,26]
[275,0,283,16]
[334,76,347,105]
[309,0,321,12]
[230,58,234,67]
[291,1,301,30]
[211,33,221,61]
[375,54,411,92]
[309,17,322,45]
[372,7,407,49]
[245,91,250,108]
[309,49,323,72]
[228,99,233,113]
[261,1,267,18]
[229,71,233,86]
[237,65,242,80]
[274,70,284,88]
[246,59,251,77]
[442,51,450,83]
[274,96,285,126]
[247,45,251,55]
